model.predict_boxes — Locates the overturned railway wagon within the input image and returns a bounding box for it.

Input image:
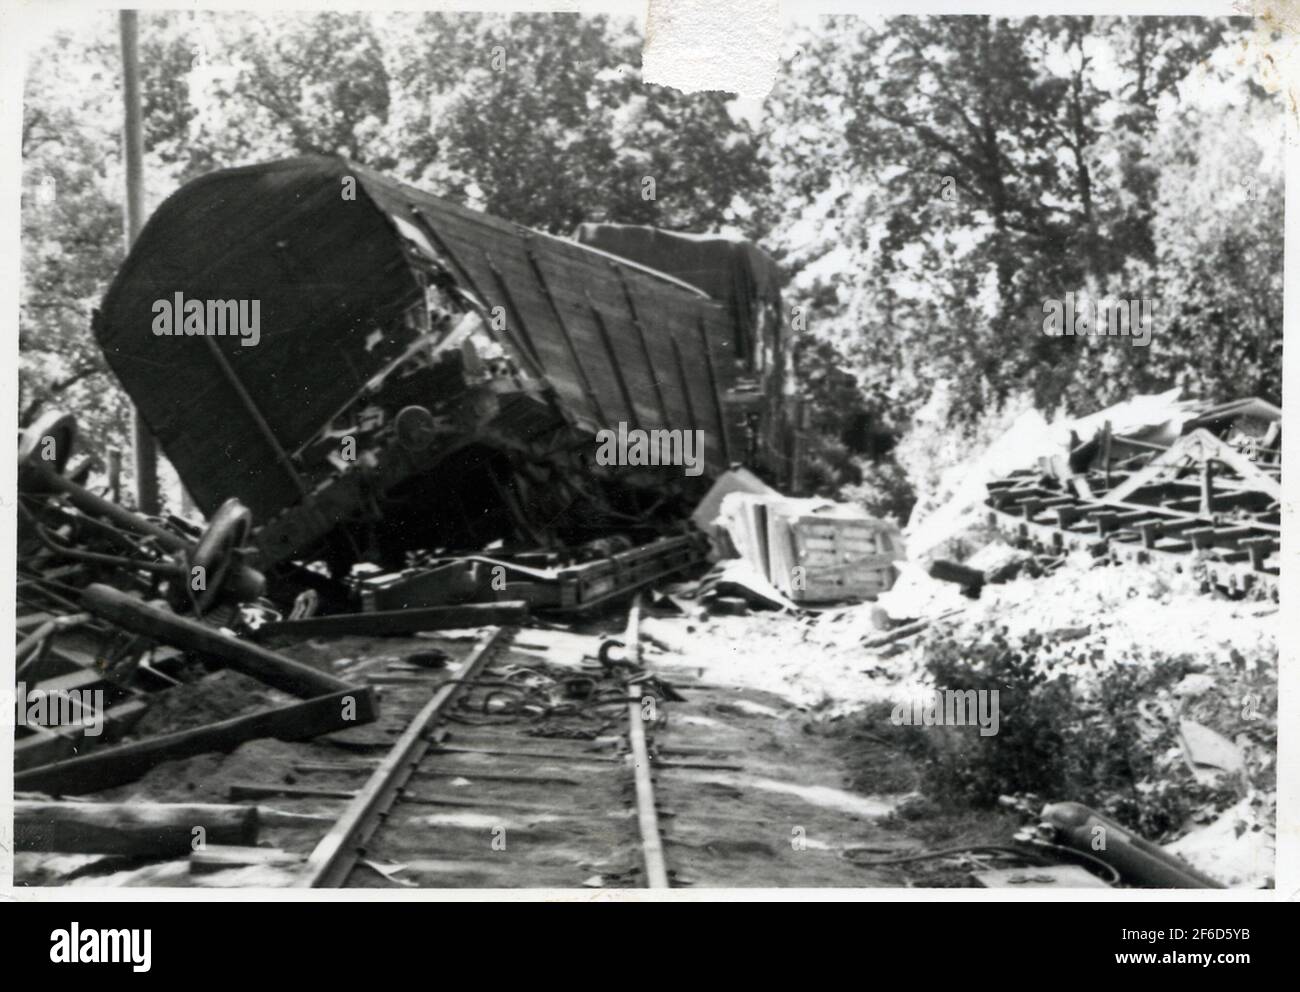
[95,156,797,582]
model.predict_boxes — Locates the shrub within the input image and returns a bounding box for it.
[875,628,1250,840]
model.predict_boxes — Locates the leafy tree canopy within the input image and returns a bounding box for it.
[20,12,1283,514]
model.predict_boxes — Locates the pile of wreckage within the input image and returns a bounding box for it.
[892,390,1281,602]
[12,151,888,831]
[12,406,896,792]
[13,152,1277,888]
[14,390,1276,777]
[977,393,1280,599]
[12,389,1278,889]
[15,408,528,791]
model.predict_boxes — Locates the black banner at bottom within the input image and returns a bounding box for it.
[0,897,1287,979]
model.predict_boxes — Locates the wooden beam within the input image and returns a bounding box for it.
[14,698,149,772]
[410,208,547,380]
[613,262,671,428]
[15,686,377,796]
[525,239,607,425]
[695,315,732,462]
[585,291,639,426]
[190,845,304,875]
[81,584,353,698]
[483,250,545,372]
[229,783,356,801]
[926,559,985,590]
[16,801,259,856]
[252,600,528,641]
[429,744,621,763]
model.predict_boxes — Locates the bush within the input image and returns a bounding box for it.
[838,454,915,524]
[876,628,1247,840]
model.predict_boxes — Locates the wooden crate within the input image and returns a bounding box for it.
[770,514,903,603]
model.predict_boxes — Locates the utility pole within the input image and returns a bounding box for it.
[119,10,159,514]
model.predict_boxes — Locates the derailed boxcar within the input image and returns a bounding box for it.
[94,156,797,581]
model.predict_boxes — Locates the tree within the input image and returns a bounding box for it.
[760,14,1259,427]
[20,18,130,452]
[19,11,769,477]
[1136,98,1282,406]
[381,12,766,234]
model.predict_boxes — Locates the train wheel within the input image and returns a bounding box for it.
[395,405,439,451]
[187,498,253,613]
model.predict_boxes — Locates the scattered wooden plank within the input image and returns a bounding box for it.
[253,601,528,641]
[81,583,353,698]
[16,801,258,856]
[429,744,621,763]
[926,559,985,591]
[14,698,149,773]
[414,769,581,786]
[862,609,965,648]
[14,687,378,796]
[228,783,357,801]
[292,761,378,774]
[654,759,745,771]
[16,668,129,733]
[393,793,565,813]
[190,845,304,875]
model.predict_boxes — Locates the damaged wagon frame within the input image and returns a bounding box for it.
[93,156,802,597]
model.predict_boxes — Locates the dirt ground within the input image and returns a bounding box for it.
[15,547,1274,888]
[15,617,1019,889]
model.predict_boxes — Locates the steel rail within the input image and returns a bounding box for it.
[296,625,513,887]
[622,595,670,889]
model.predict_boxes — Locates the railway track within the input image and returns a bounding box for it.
[14,597,941,889]
[14,591,892,889]
[280,607,675,889]
[192,600,880,890]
